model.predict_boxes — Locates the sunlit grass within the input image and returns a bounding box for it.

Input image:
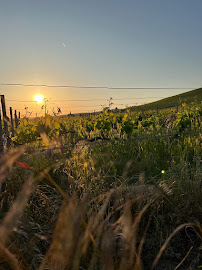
[0,103,201,269]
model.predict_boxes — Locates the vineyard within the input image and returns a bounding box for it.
[0,101,201,270]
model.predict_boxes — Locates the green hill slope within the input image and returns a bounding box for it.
[131,88,202,111]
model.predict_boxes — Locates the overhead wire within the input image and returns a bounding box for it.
[3,83,199,115]
[12,102,139,112]
[7,97,165,102]
[5,96,161,114]
[0,82,197,89]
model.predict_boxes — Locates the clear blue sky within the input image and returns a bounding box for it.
[0,0,201,115]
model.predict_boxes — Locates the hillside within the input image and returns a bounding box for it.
[131,87,202,111]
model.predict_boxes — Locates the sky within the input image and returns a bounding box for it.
[0,0,202,116]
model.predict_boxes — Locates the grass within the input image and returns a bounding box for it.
[0,138,201,269]
[131,88,202,111]
[0,104,201,270]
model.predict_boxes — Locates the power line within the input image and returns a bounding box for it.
[7,100,37,103]
[0,82,198,89]
[13,102,139,111]
[14,105,107,110]
[42,97,165,102]
[60,105,107,108]
[6,97,165,103]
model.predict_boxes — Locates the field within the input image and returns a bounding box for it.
[0,101,201,270]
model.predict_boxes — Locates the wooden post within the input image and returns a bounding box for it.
[0,110,3,153]
[0,95,9,137]
[9,107,15,137]
[18,111,21,119]
[14,110,18,128]
[0,110,2,139]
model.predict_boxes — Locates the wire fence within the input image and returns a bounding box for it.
[22,129,202,154]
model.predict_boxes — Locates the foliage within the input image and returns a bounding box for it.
[11,102,202,145]
[0,102,201,270]
[131,88,202,112]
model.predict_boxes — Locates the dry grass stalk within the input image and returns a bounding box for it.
[0,244,23,270]
[100,228,115,270]
[115,198,154,270]
[0,146,26,185]
[39,195,87,270]
[151,223,201,269]
[174,246,193,270]
[0,175,35,246]
[42,171,69,201]
[38,185,156,270]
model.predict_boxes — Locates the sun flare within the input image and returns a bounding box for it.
[35,94,44,103]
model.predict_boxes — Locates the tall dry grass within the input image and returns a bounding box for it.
[0,147,201,270]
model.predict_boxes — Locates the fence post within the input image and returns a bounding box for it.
[0,95,9,138]
[10,107,15,137]
[18,111,21,120]
[0,109,3,153]
[14,110,18,128]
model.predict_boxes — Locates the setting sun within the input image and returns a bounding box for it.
[35,94,44,103]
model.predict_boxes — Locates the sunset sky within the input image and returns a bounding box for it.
[0,0,202,116]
